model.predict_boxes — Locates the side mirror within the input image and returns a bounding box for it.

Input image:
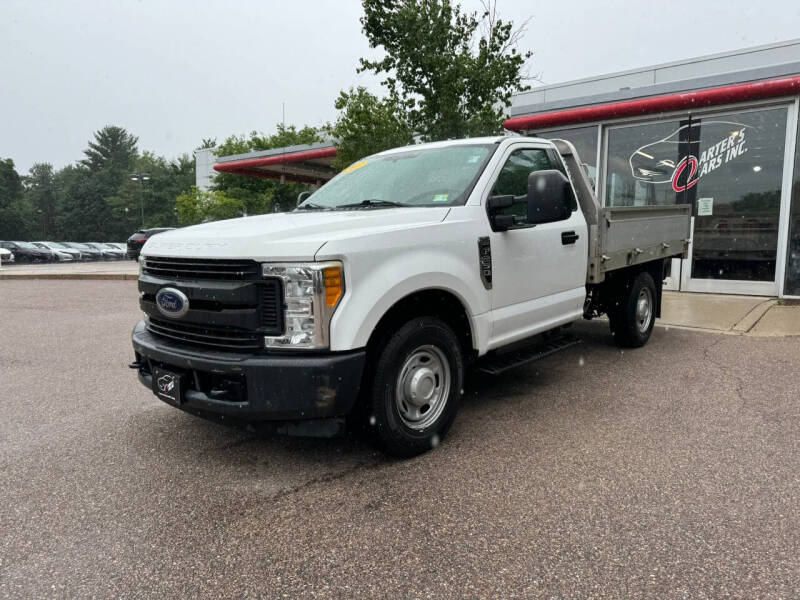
[526,170,572,225]
[297,191,312,207]
[486,195,516,231]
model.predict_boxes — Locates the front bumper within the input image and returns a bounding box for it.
[132,321,366,423]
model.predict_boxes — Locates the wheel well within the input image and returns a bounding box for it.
[366,289,476,361]
[594,260,665,318]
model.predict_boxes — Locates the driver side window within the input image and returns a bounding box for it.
[491,148,553,219]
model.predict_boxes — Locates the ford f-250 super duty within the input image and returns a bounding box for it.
[131,136,691,456]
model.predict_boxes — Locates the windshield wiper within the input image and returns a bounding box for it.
[296,202,331,210]
[337,199,411,209]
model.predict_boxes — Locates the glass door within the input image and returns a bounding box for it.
[682,106,790,295]
[785,108,800,296]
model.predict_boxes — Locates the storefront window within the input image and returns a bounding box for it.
[690,107,787,282]
[606,108,788,284]
[605,119,688,207]
[785,116,800,296]
[537,126,598,187]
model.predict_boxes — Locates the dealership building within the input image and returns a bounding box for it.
[505,39,800,298]
[203,39,800,298]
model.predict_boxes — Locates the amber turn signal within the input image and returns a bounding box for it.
[323,266,343,307]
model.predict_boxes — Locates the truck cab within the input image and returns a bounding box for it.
[132,136,689,456]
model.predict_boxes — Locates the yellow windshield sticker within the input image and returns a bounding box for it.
[432,194,449,202]
[342,160,367,174]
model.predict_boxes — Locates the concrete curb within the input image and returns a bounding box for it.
[656,319,800,338]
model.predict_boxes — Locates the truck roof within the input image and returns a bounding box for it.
[374,135,513,157]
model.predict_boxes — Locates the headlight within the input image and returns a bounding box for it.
[138,255,144,277]
[262,261,344,350]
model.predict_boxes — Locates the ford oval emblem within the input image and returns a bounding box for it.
[155,287,189,318]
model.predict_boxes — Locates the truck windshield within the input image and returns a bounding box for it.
[299,144,495,209]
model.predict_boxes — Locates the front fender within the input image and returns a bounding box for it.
[327,251,490,353]
[315,206,492,354]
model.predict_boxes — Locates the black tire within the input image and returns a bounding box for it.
[608,271,657,348]
[366,317,464,457]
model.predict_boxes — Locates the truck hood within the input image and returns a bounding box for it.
[142,207,451,261]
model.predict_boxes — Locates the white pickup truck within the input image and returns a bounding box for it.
[131,136,690,456]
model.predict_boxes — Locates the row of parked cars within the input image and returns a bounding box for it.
[0,228,176,264]
[0,241,129,263]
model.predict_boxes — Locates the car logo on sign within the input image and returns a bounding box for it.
[155,287,189,318]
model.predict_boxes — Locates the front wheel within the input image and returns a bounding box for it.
[608,271,657,348]
[367,317,464,457]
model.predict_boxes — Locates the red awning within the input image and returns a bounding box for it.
[503,75,800,131]
[213,146,339,184]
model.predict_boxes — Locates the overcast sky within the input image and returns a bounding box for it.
[2,0,800,173]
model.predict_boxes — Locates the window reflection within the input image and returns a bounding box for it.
[605,119,686,207]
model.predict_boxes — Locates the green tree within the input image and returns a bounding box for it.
[212,124,322,214]
[53,164,87,240]
[327,87,414,169]
[0,158,32,239]
[24,163,57,239]
[197,138,217,150]
[80,126,139,174]
[109,152,195,233]
[58,126,139,241]
[176,186,246,226]
[344,0,531,144]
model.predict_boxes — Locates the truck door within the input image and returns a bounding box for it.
[485,144,588,349]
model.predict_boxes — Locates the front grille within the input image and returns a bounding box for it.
[142,256,261,280]
[147,317,262,352]
[141,257,284,351]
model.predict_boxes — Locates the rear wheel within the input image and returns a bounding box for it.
[608,271,657,348]
[367,317,463,457]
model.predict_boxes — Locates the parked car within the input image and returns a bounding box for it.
[84,242,121,261]
[32,242,76,262]
[127,228,174,260]
[99,242,126,260]
[44,241,85,260]
[131,137,691,457]
[0,241,51,262]
[0,247,14,264]
[63,242,103,260]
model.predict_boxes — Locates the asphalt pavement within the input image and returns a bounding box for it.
[1,280,799,599]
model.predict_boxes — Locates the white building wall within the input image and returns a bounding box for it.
[194,148,217,191]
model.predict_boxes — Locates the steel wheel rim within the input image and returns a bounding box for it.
[394,344,451,430]
[636,287,653,333]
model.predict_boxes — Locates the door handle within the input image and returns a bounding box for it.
[561,231,579,245]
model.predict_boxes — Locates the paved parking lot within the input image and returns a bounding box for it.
[1,280,799,598]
